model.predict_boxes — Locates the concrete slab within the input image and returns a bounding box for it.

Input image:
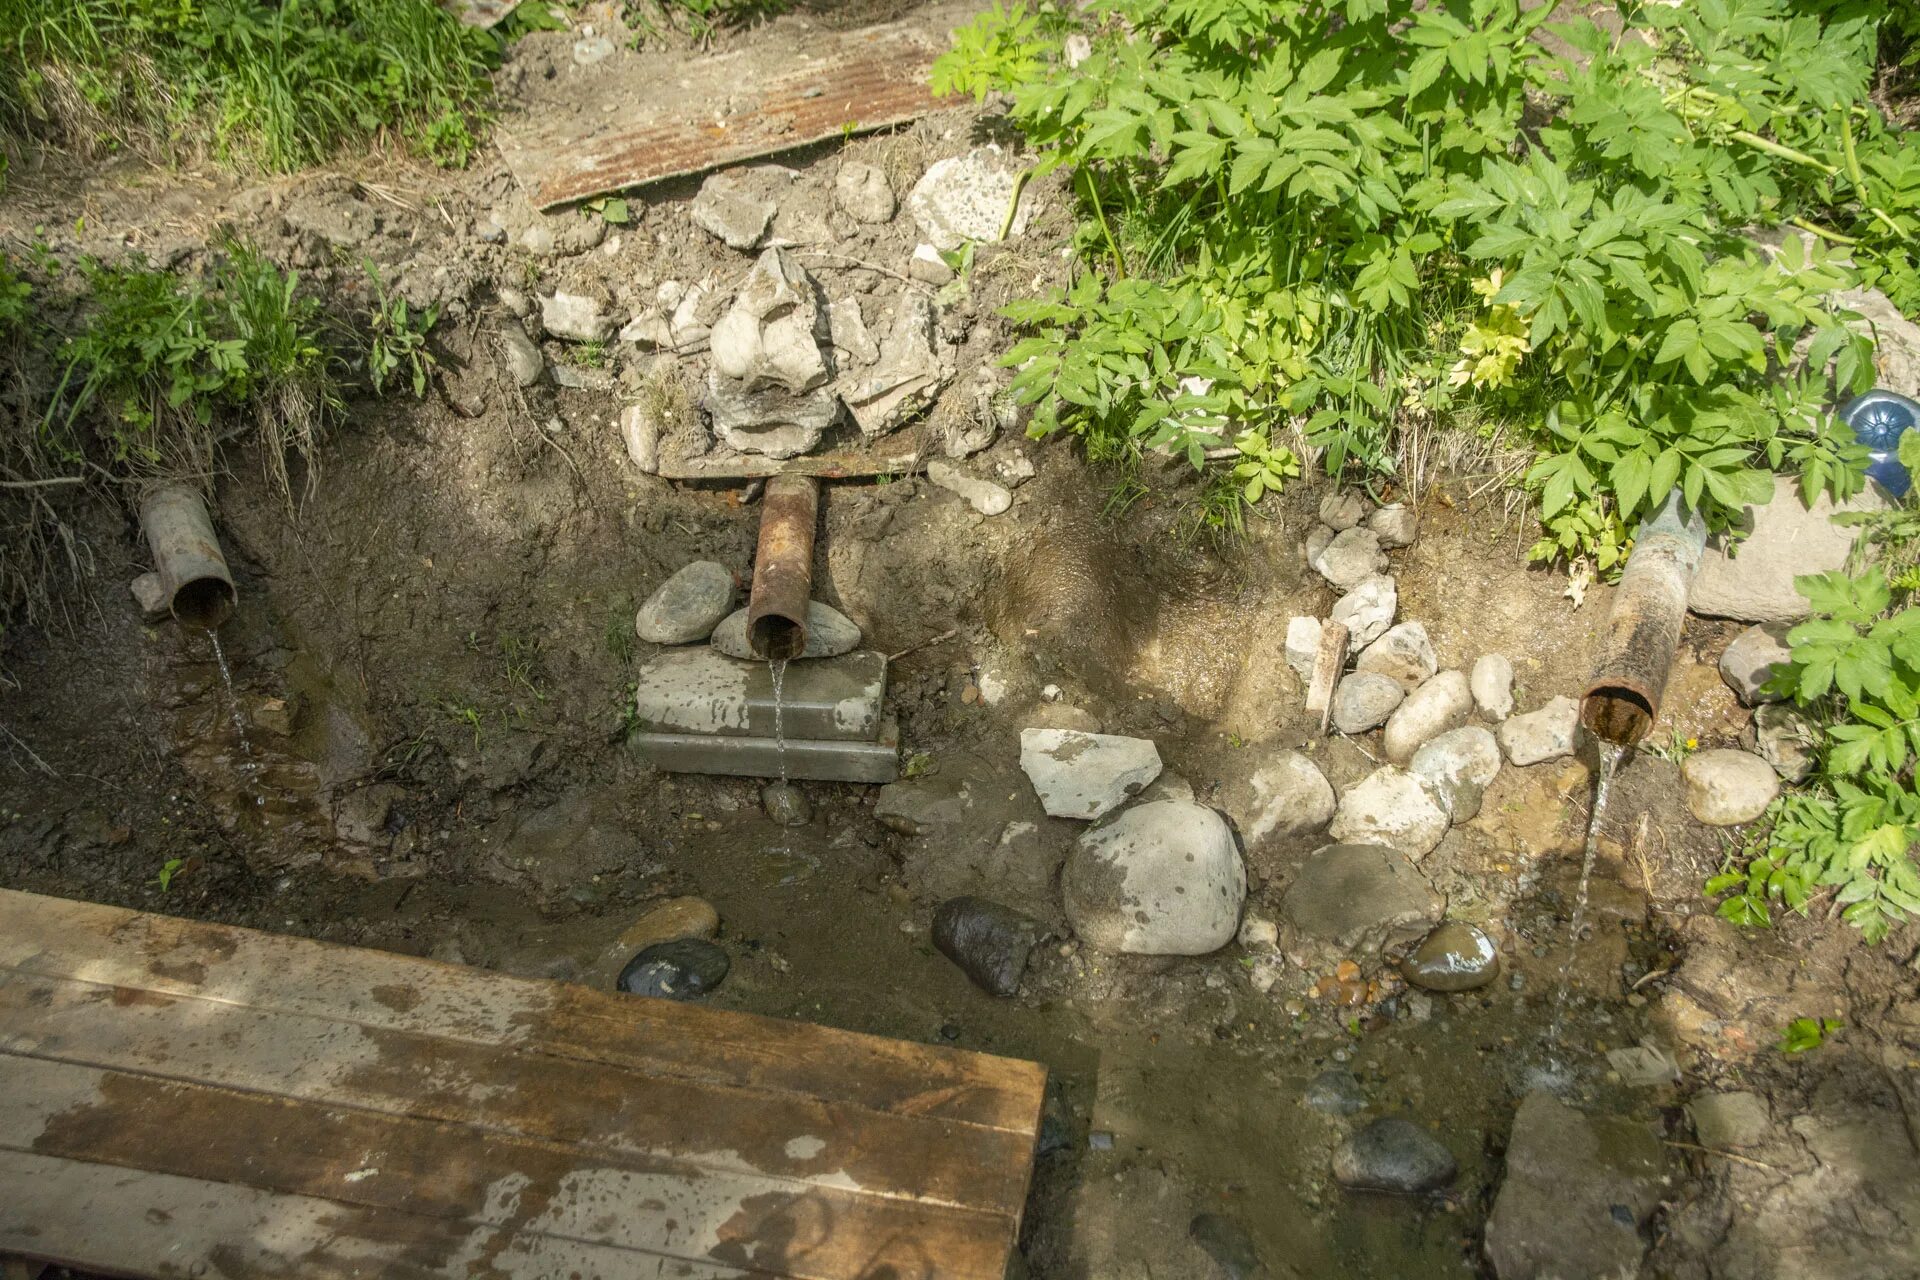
[629,716,899,783]
[632,648,887,743]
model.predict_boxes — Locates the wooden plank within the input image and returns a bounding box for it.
[0,1148,752,1280]
[497,4,983,210]
[0,1055,1015,1280]
[0,970,1031,1217]
[0,889,1046,1134]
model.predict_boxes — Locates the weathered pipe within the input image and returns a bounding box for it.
[139,485,236,630]
[746,474,820,661]
[1581,489,1708,745]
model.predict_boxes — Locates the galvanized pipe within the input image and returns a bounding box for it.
[1581,489,1707,745]
[139,485,236,630]
[746,474,820,661]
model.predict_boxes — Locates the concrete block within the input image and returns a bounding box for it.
[631,648,886,743]
[629,716,899,783]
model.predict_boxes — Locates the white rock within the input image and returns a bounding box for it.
[1471,654,1515,722]
[635,562,736,645]
[1312,527,1389,590]
[1719,623,1792,706]
[1284,616,1323,682]
[1305,522,1338,568]
[1682,749,1780,825]
[906,145,1032,252]
[130,572,169,621]
[710,601,861,660]
[670,279,715,351]
[908,243,955,285]
[1383,670,1472,765]
[834,161,896,224]
[619,402,662,474]
[1332,575,1397,651]
[1355,622,1437,691]
[496,323,544,387]
[1224,750,1336,847]
[540,291,613,343]
[1409,726,1501,823]
[925,459,1012,515]
[1333,673,1405,735]
[618,312,674,350]
[690,167,790,251]
[1019,728,1163,821]
[1063,800,1244,955]
[1497,696,1582,766]
[839,293,950,437]
[1328,767,1452,860]
[1691,475,1891,623]
[1239,914,1279,951]
[1837,286,1920,400]
[1369,503,1418,548]
[709,248,830,393]
[1319,491,1369,531]
[827,299,879,366]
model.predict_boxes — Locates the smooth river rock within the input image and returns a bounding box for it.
[1682,749,1781,825]
[1019,728,1162,821]
[1221,748,1336,848]
[710,600,861,660]
[617,939,730,1000]
[1063,800,1245,955]
[635,560,736,645]
[1718,622,1793,706]
[933,896,1042,996]
[1280,843,1441,955]
[1497,696,1582,766]
[1383,670,1472,765]
[1332,1117,1458,1193]
[1313,527,1390,590]
[1401,921,1501,991]
[1329,766,1451,859]
[1333,672,1405,735]
[1408,726,1501,823]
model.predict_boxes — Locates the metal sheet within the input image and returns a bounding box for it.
[497,3,983,210]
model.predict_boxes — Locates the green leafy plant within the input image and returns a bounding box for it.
[151,857,185,891]
[1778,1016,1842,1054]
[930,1,1049,103]
[362,262,439,399]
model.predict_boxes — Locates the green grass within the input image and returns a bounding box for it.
[0,0,498,171]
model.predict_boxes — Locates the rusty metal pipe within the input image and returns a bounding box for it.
[139,485,236,630]
[746,474,820,661]
[1581,489,1707,745]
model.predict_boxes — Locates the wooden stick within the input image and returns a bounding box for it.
[1306,619,1349,736]
[1663,1140,1780,1172]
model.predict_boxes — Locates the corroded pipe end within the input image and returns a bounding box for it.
[746,474,820,662]
[750,614,806,663]
[1582,681,1657,746]
[139,485,236,630]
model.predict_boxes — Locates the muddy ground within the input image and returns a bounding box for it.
[2,5,1918,1278]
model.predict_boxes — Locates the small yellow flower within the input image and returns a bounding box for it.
[1686,736,1699,750]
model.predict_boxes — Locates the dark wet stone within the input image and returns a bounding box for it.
[932,895,1042,997]
[1190,1213,1264,1279]
[761,780,811,826]
[617,939,730,1000]
[1332,1117,1458,1193]
[1304,1067,1367,1116]
[1401,921,1501,992]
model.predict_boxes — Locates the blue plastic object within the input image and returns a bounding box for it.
[1840,390,1918,499]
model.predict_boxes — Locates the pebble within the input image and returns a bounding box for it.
[1682,749,1781,825]
[1382,670,1472,765]
[495,323,545,387]
[1333,672,1405,734]
[616,897,720,952]
[1408,726,1502,823]
[1312,527,1390,590]
[1355,621,1437,691]
[710,601,861,660]
[1319,490,1370,531]
[1369,503,1418,548]
[1718,622,1792,706]
[572,34,615,65]
[1331,574,1397,650]
[1304,1067,1368,1116]
[761,780,811,826]
[1496,696,1581,766]
[1332,1117,1458,1193]
[1329,767,1451,859]
[1471,653,1516,722]
[834,160,897,224]
[617,939,730,999]
[926,459,1012,515]
[620,401,663,474]
[1401,921,1501,991]
[635,561,736,645]
[539,291,614,343]
[933,896,1043,997]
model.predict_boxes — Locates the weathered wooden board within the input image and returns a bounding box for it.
[0,888,1046,1279]
[497,3,983,210]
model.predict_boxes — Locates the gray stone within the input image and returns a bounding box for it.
[670,279,716,351]
[1280,842,1441,955]
[1284,616,1323,682]
[1683,749,1780,825]
[835,161,897,224]
[1382,670,1472,766]
[618,312,674,350]
[551,363,614,392]
[1139,770,1195,804]
[498,286,531,318]
[1331,575,1396,650]
[1485,1092,1668,1280]
[827,298,879,366]
[906,145,1032,251]
[761,780,810,826]
[1305,522,1338,567]
[1237,913,1277,950]
[1691,475,1891,623]
[130,572,169,621]
[1409,726,1501,824]
[1312,527,1389,590]
[1747,702,1817,783]
[840,293,949,436]
[1318,490,1370,531]
[1304,1068,1368,1116]
[908,243,954,285]
[618,939,729,1000]
[1837,286,1920,400]
[1401,921,1500,992]
[619,401,663,474]
[540,291,614,342]
[1369,503,1418,548]
[1497,696,1581,766]
[1188,1213,1263,1280]
[1332,1118,1457,1193]
[1221,749,1335,848]
[926,460,1013,516]
[933,896,1042,996]
[1355,622,1437,691]
[635,561,735,645]
[496,323,544,387]
[690,167,788,250]
[710,601,861,661]
[520,223,556,256]
[709,247,831,394]
[1687,1091,1770,1149]
[705,375,840,458]
[1329,766,1451,859]
[1333,673,1405,735]
[1020,728,1163,821]
[1063,800,1244,955]
[1606,1042,1682,1088]
[1471,654,1515,722]
[1719,622,1792,706]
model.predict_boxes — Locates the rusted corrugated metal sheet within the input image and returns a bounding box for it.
[499,3,980,210]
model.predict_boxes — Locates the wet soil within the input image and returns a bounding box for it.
[3,5,1919,1278]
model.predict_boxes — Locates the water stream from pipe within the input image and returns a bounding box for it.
[769,658,789,786]
[207,630,258,785]
[1546,739,1627,1056]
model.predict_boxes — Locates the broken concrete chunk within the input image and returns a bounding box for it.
[704,374,840,459]
[709,247,831,393]
[1354,621,1437,691]
[1471,653,1515,722]
[1313,526,1389,590]
[670,279,716,352]
[827,298,879,366]
[690,167,792,251]
[907,146,1032,251]
[540,291,614,342]
[908,243,955,285]
[1318,491,1370,531]
[839,292,950,437]
[1369,503,1418,548]
[496,322,545,387]
[1496,696,1580,766]
[835,160,897,224]
[1285,616,1323,682]
[1331,574,1397,651]
[1018,728,1162,821]
[926,459,1012,516]
[618,311,674,350]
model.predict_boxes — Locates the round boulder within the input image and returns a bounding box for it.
[1333,672,1406,735]
[1063,800,1245,956]
[1682,749,1781,825]
[636,561,736,645]
[1328,767,1451,859]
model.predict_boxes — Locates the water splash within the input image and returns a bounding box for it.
[207,629,263,809]
[769,658,789,785]
[1544,739,1627,1065]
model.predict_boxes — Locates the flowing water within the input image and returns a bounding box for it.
[769,658,789,785]
[207,629,259,792]
[1544,739,1628,1065]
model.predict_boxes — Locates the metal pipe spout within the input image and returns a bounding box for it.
[1581,489,1707,745]
[746,474,820,661]
[139,485,236,629]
